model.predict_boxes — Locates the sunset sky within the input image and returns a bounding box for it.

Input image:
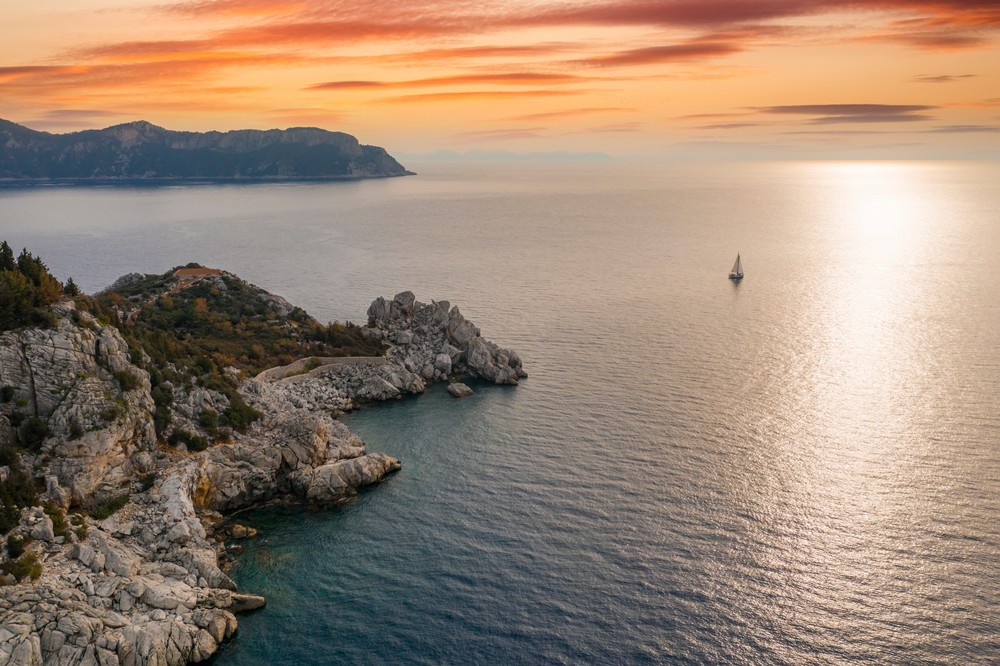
[2,0,999,159]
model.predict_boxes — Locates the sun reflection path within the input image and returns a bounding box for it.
[732,162,986,657]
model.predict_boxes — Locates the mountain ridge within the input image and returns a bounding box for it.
[0,119,413,180]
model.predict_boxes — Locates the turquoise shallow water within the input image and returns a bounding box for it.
[2,162,999,663]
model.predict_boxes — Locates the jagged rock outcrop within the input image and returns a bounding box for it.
[1,287,521,665]
[0,118,413,180]
[367,292,527,386]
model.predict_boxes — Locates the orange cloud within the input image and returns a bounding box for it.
[0,54,304,97]
[508,107,636,121]
[309,72,587,90]
[162,0,307,17]
[381,89,589,104]
[579,40,742,67]
[911,74,976,83]
[133,0,1000,55]
[759,103,936,123]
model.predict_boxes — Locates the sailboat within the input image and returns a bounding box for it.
[728,253,744,281]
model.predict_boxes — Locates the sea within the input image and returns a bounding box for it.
[1,161,998,664]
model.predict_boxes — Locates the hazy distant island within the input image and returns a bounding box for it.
[0,119,413,182]
[0,244,523,663]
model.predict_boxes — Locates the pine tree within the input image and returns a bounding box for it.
[64,277,80,297]
[0,241,15,271]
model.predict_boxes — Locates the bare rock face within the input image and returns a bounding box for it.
[0,312,156,505]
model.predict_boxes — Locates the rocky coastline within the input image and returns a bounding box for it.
[0,282,524,665]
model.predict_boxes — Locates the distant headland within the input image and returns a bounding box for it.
[0,119,413,182]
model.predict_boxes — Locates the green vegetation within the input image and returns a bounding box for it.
[0,551,42,582]
[103,270,384,376]
[69,513,87,540]
[86,493,130,520]
[221,394,262,434]
[63,277,80,297]
[43,502,71,540]
[167,428,209,452]
[113,369,142,392]
[0,453,38,534]
[79,265,384,443]
[19,416,50,451]
[0,241,67,331]
[5,533,31,558]
[151,384,173,436]
[138,474,156,493]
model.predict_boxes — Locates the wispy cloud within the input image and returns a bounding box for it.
[575,121,643,133]
[579,39,742,67]
[926,124,1000,133]
[911,73,976,83]
[507,107,636,121]
[381,89,588,104]
[758,103,936,123]
[695,122,764,129]
[309,72,587,91]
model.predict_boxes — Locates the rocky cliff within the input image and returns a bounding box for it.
[0,278,523,665]
[0,119,413,180]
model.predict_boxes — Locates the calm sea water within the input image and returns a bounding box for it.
[2,162,999,664]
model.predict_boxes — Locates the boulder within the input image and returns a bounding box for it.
[466,337,526,385]
[389,291,416,319]
[30,515,55,542]
[447,383,474,398]
[301,454,401,503]
[433,353,452,375]
[229,594,266,613]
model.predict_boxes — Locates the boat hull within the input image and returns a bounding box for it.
[728,273,743,280]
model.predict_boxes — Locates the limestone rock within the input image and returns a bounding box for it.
[434,353,452,375]
[229,593,266,613]
[447,383,474,398]
[0,318,156,504]
[299,453,401,503]
[30,515,55,542]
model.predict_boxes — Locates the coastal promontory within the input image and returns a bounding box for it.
[0,119,412,181]
[0,247,524,664]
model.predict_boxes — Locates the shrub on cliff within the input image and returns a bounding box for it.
[5,534,30,559]
[86,493,129,520]
[0,552,42,582]
[113,369,143,392]
[167,429,209,452]
[18,416,50,451]
[0,454,37,534]
[221,394,261,434]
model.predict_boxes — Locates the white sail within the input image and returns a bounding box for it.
[730,254,742,276]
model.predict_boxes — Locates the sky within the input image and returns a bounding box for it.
[1,0,999,159]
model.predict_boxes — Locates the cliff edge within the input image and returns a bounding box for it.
[0,256,524,665]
